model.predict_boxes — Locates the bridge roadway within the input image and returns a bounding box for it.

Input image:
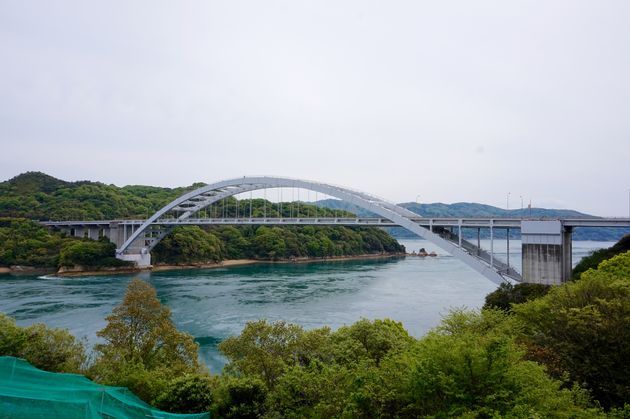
[41,217,630,229]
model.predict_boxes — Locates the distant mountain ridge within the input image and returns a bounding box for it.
[315,198,591,219]
[314,199,627,241]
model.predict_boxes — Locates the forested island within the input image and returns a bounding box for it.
[0,172,403,272]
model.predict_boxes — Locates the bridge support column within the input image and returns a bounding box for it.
[101,226,111,240]
[111,222,152,268]
[87,227,100,240]
[107,222,125,248]
[521,220,572,284]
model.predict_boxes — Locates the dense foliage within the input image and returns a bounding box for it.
[0,217,69,267]
[483,282,551,312]
[153,225,404,264]
[89,278,203,405]
[216,313,604,418]
[4,260,630,417]
[152,226,227,264]
[481,241,630,411]
[0,172,195,220]
[59,238,132,268]
[0,217,131,268]
[155,374,217,414]
[514,251,630,409]
[0,313,86,373]
[572,234,630,279]
[0,216,402,269]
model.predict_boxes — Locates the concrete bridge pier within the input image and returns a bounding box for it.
[87,226,100,240]
[521,220,572,285]
[108,222,152,267]
[107,222,123,248]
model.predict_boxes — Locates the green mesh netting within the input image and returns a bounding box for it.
[0,356,210,418]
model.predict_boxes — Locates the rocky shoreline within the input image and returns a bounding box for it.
[151,252,406,271]
[0,253,408,277]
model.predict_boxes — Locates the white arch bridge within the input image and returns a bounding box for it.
[43,176,630,285]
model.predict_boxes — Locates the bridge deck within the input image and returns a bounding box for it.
[42,217,630,228]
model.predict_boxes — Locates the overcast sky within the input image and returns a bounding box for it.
[1,1,629,216]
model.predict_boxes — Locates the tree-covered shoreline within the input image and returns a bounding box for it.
[0,217,404,272]
[0,172,406,270]
[0,217,132,270]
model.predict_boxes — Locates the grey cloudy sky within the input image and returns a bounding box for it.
[1,1,629,216]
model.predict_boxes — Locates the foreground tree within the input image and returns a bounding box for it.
[572,234,630,279]
[156,373,217,414]
[0,313,86,373]
[219,320,311,388]
[212,376,267,419]
[90,278,201,403]
[514,251,630,409]
[219,312,602,418]
[483,282,551,312]
[366,310,599,418]
[94,278,200,371]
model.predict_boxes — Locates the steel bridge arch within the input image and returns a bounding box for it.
[117,176,509,285]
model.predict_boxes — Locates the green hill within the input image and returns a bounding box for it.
[0,171,197,221]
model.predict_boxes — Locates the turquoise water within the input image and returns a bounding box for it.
[0,239,612,373]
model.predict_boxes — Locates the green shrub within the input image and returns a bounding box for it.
[156,374,216,414]
[572,234,630,279]
[152,226,225,264]
[59,238,130,268]
[0,313,86,374]
[212,376,267,419]
[483,282,551,312]
[375,311,598,418]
